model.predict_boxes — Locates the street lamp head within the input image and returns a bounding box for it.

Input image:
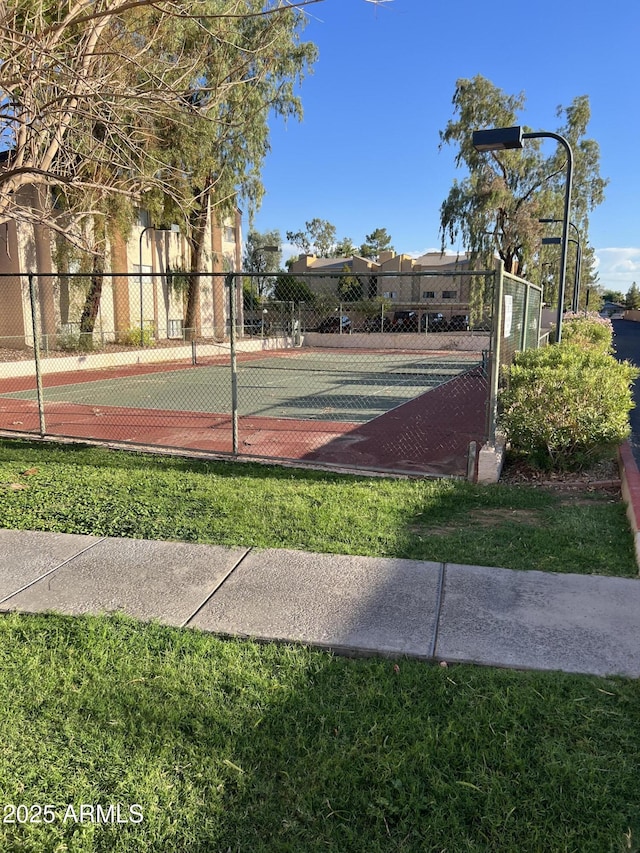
[540,218,581,245]
[472,126,524,152]
[471,126,574,341]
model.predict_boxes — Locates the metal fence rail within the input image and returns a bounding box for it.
[0,264,541,478]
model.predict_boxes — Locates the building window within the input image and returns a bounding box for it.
[224,225,235,243]
[136,209,151,229]
[168,319,184,339]
[383,291,397,300]
[422,290,435,299]
[442,290,457,300]
[132,263,152,279]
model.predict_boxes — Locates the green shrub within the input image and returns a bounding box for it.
[56,328,94,352]
[499,342,638,470]
[273,275,315,304]
[560,312,613,353]
[118,323,155,347]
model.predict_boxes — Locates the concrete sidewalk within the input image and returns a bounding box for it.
[1,527,639,679]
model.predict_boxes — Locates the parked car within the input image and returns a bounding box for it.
[363,314,392,332]
[421,312,448,332]
[315,315,351,334]
[448,314,470,331]
[471,318,492,332]
[243,318,264,336]
[390,310,419,332]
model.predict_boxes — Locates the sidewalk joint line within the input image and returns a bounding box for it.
[0,536,107,606]
[181,547,254,629]
[429,562,447,660]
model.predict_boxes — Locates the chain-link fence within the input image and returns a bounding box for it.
[498,271,543,369]
[484,266,545,444]
[0,264,542,478]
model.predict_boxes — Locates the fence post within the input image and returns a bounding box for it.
[227,272,239,455]
[28,274,46,437]
[289,300,295,346]
[537,287,544,348]
[485,260,504,446]
[520,280,530,352]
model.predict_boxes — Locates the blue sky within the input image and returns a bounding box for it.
[250,0,640,295]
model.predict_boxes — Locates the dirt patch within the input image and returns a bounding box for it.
[554,491,621,506]
[409,507,543,536]
[499,454,621,494]
[468,507,543,526]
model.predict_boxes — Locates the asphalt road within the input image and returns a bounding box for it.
[611,318,640,466]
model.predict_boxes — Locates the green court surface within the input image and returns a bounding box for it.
[4,350,482,423]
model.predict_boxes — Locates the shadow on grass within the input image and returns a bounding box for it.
[0,436,636,577]
[1,613,639,853]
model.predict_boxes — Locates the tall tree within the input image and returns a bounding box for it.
[335,236,356,257]
[244,230,282,274]
[439,75,608,286]
[286,218,337,257]
[626,282,640,310]
[337,264,362,301]
[145,4,317,335]
[243,229,282,298]
[359,227,393,260]
[0,0,321,246]
[601,289,626,305]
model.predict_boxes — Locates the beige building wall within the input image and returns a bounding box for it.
[127,224,185,339]
[289,254,378,300]
[0,201,242,346]
[288,255,339,298]
[373,252,473,307]
[0,187,56,348]
[123,207,241,341]
[288,251,474,310]
[208,215,223,340]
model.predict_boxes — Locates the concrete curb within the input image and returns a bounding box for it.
[0,337,294,379]
[618,441,640,574]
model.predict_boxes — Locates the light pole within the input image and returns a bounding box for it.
[472,125,573,342]
[138,224,179,346]
[568,238,582,313]
[542,236,582,313]
[540,260,554,294]
[540,218,582,312]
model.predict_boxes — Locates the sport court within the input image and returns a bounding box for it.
[0,347,489,476]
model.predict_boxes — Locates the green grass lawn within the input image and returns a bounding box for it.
[0,438,639,851]
[0,438,635,576]
[1,613,639,853]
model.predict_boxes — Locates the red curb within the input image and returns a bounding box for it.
[618,441,640,572]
